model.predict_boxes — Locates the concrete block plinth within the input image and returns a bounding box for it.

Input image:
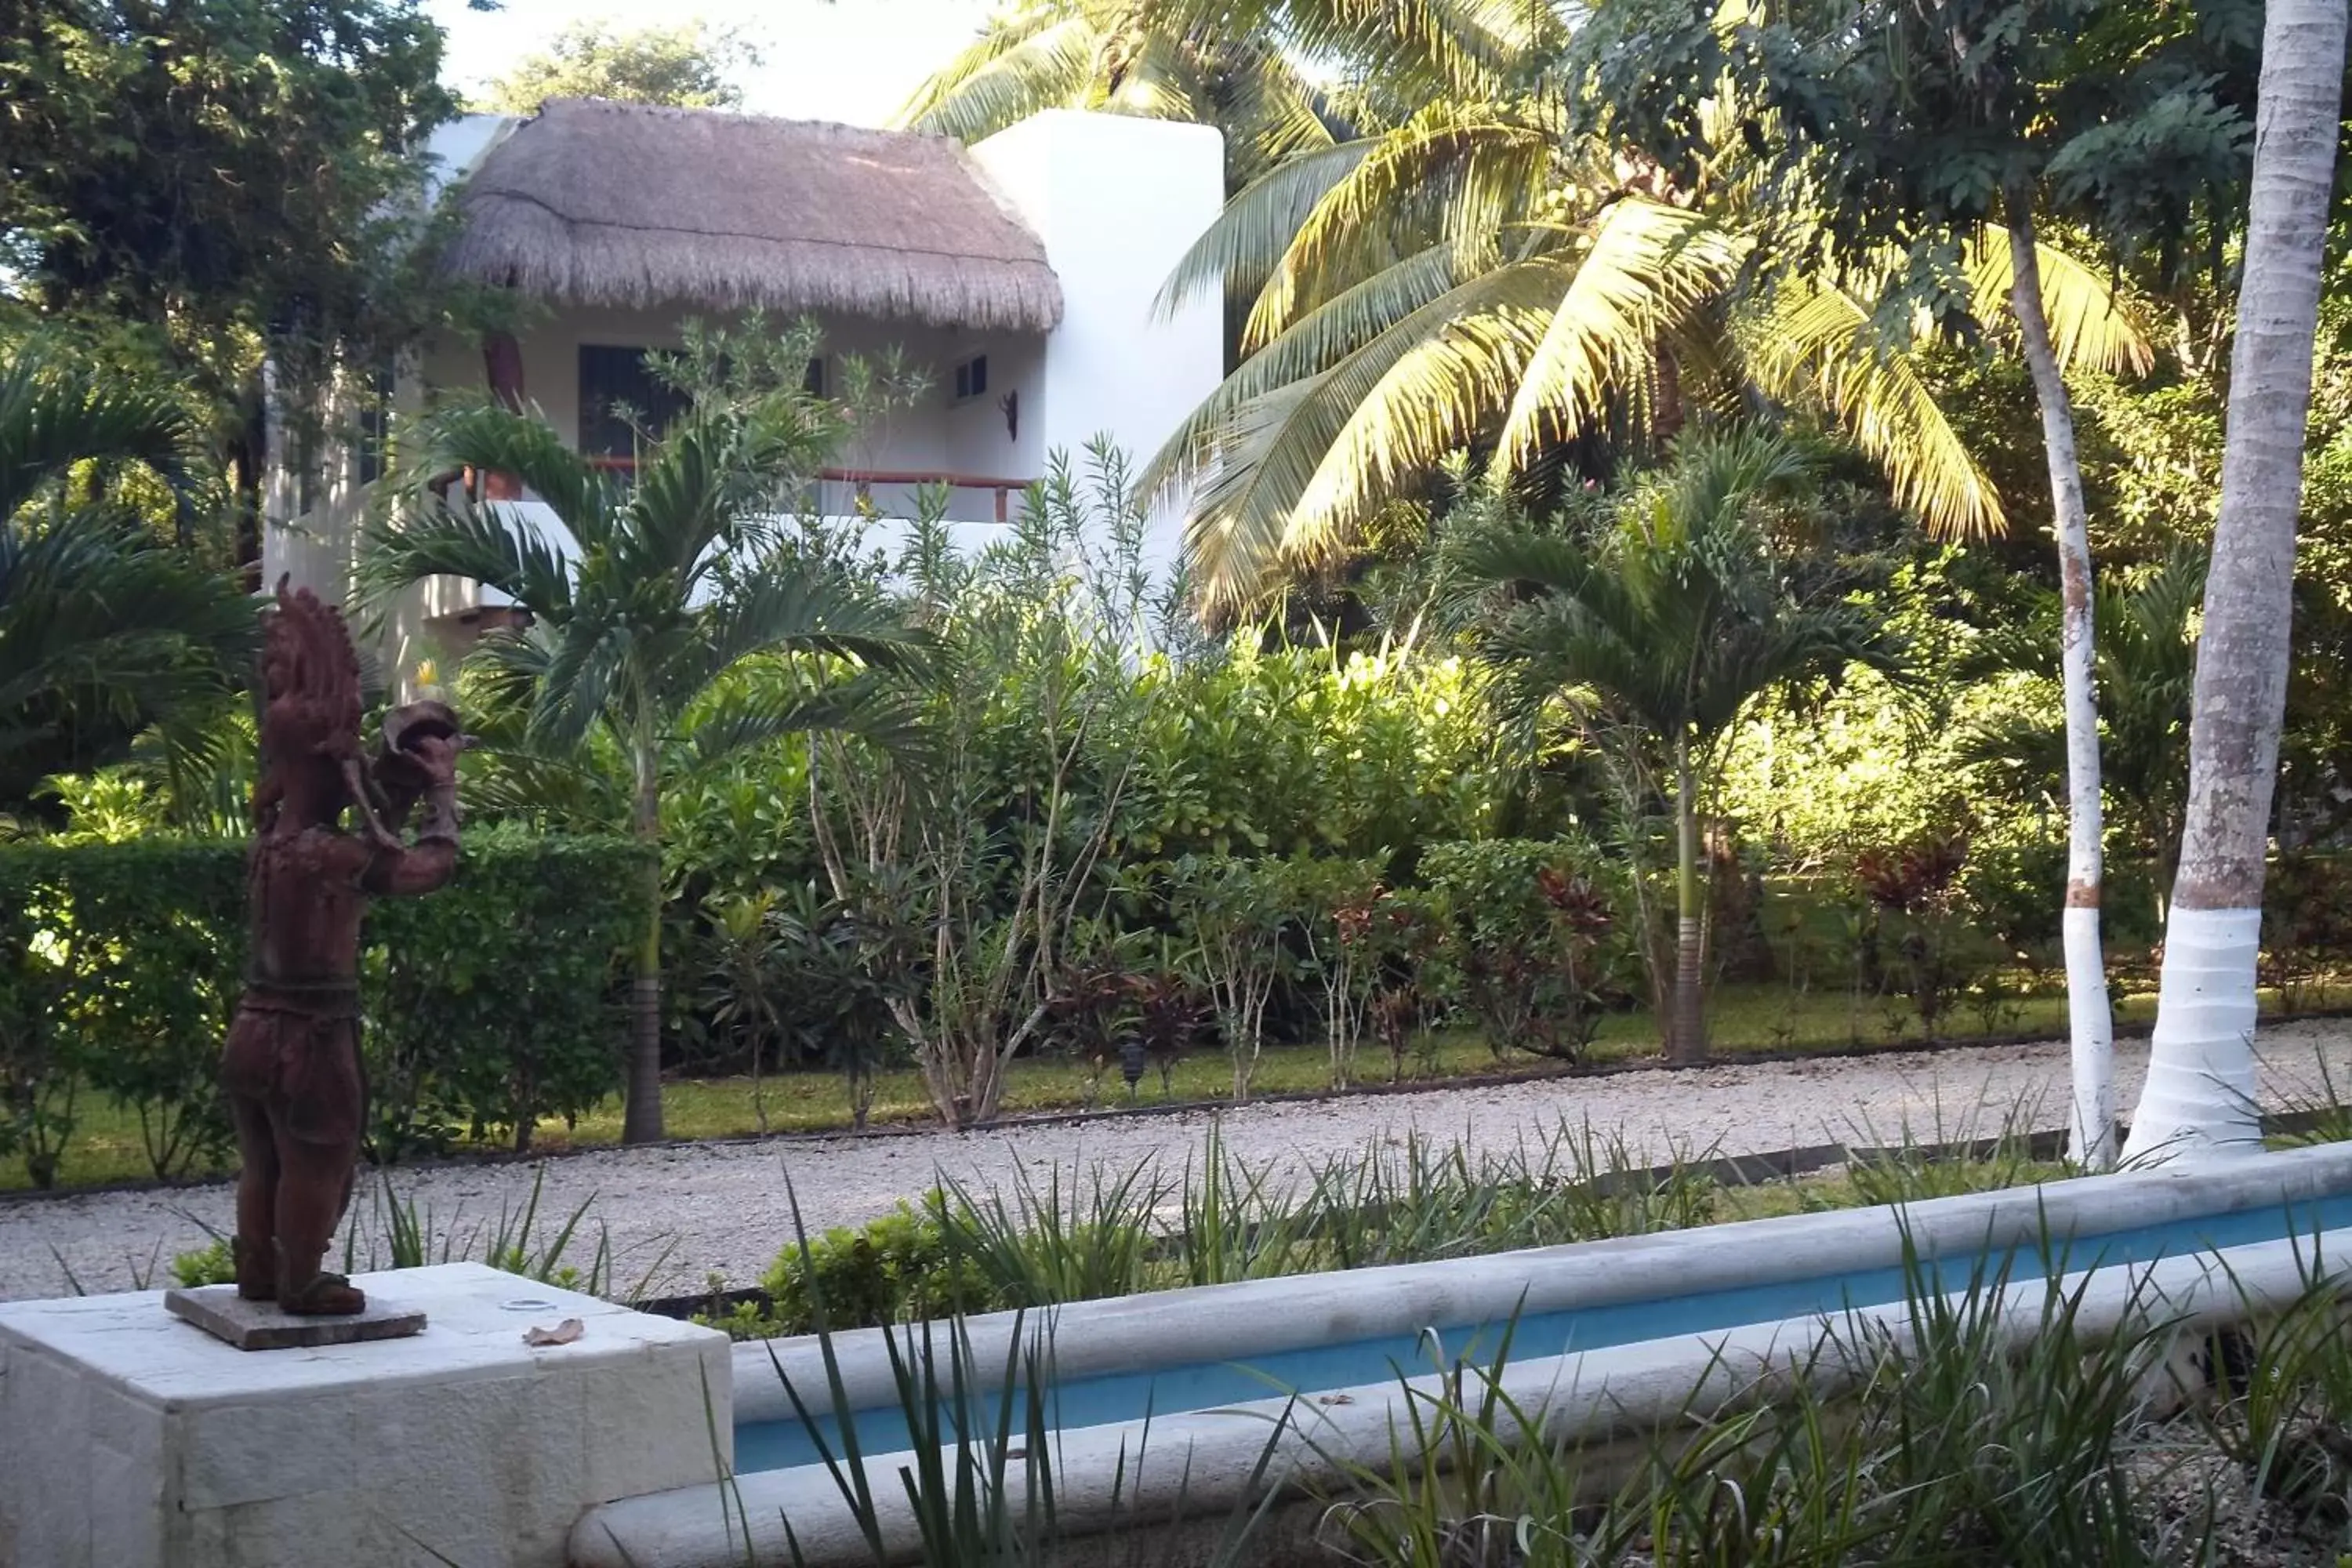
[0,1261,732,1568]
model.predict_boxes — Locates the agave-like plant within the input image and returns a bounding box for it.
[1146,53,2153,610]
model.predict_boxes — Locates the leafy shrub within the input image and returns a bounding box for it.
[0,840,244,1184]
[1419,838,1639,1061]
[0,833,648,1184]
[1164,855,1298,1100]
[1290,858,1388,1088]
[171,1238,234,1287]
[366,830,648,1156]
[756,1198,1000,1335]
[1852,829,1983,1039]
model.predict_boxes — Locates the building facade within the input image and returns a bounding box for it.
[264,99,1224,681]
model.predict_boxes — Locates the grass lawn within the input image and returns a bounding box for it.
[13,974,2338,1196]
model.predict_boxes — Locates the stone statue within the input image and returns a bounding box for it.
[223,581,465,1316]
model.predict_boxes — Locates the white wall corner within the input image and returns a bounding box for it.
[972,111,1226,580]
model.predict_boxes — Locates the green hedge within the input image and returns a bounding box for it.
[0,832,649,1185]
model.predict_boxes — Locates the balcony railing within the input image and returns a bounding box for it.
[580,458,1036,522]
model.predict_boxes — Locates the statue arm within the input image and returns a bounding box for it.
[360,741,461,898]
[360,815,459,897]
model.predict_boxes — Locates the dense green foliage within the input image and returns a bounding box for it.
[0,833,648,1185]
[479,19,759,114]
[9,0,2352,1167]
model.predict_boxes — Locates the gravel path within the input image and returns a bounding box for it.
[9,1022,2352,1305]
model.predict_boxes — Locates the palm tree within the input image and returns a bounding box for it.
[2125,0,2347,1163]
[1145,78,2151,612]
[360,394,930,1145]
[1458,427,1905,1062]
[895,0,1527,184]
[1,345,254,815]
[1969,549,2205,910]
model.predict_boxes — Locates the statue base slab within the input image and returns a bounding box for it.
[163,1285,426,1351]
[0,1262,731,1568]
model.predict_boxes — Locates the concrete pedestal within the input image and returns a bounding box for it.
[0,1262,732,1568]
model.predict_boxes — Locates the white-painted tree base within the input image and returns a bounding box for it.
[0,1262,731,1568]
[2063,906,2118,1169]
[2122,906,2265,1163]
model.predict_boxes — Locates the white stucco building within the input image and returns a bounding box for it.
[263,98,1224,677]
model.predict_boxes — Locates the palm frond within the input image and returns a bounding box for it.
[661,564,935,713]
[1180,258,1565,606]
[1156,140,1377,315]
[1493,198,1746,470]
[1967,227,2154,377]
[403,400,613,548]
[0,510,255,800]
[681,672,933,775]
[1246,107,1553,347]
[1140,240,1486,501]
[895,12,1099,140]
[1748,280,2005,539]
[0,343,202,524]
[1284,295,1549,567]
[357,499,578,622]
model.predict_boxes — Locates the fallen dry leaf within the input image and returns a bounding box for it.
[1316,1393,1355,1406]
[524,1318,585,1347]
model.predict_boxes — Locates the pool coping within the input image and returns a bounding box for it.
[728,1139,2352,1425]
[580,1190,2352,1567]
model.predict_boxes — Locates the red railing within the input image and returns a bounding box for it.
[581,458,1036,522]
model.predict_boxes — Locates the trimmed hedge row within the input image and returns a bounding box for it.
[0,832,650,1185]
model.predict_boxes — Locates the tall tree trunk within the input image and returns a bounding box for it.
[1671,736,1707,1063]
[622,764,666,1145]
[2006,200,2117,1171]
[2123,0,2347,1162]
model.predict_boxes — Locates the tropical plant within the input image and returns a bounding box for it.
[1166,855,1294,1101]
[1,345,254,817]
[812,448,1143,1130]
[1458,428,1906,1062]
[2129,0,2347,1163]
[1142,18,2154,612]
[360,368,928,1144]
[1418,837,1635,1062]
[894,0,1525,185]
[1967,546,2205,917]
[1591,0,2258,1169]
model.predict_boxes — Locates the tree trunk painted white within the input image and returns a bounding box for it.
[2123,0,2347,1163]
[1671,735,1707,1064]
[2005,200,2117,1171]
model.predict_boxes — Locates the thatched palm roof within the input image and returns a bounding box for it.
[441,100,1063,332]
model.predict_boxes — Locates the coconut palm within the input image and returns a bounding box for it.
[2126,0,2347,1163]
[1,344,253,815]
[1145,82,2151,611]
[1458,426,1906,1063]
[359,394,931,1145]
[895,0,1531,183]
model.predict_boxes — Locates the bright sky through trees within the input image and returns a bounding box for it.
[426,0,993,124]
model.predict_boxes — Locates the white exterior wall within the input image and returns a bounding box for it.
[973,111,1227,579]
